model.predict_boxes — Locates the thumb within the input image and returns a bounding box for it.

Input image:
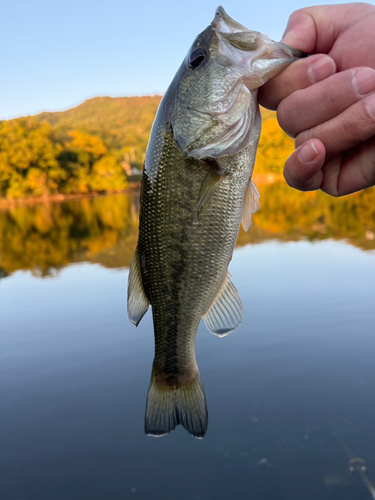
[281,4,372,56]
[281,11,317,54]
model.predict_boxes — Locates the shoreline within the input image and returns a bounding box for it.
[0,173,284,210]
[0,184,141,210]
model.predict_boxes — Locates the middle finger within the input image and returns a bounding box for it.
[277,67,375,137]
[258,54,336,110]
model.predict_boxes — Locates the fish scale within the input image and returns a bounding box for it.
[139,128,245,375]
[127,6,305,437]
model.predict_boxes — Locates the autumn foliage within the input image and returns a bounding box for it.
[0,96,293,199]
[0,96,161,198]
[255,116,295,174]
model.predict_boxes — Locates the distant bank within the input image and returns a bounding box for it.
[0,174,285,210]
[0,184,141,210]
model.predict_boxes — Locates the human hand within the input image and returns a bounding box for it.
[258,3,375,196]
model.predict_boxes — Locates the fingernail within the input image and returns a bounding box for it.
[308,56,336,84]
[353,68,375,96]
[299,141,319,163]
[365,93,375,120]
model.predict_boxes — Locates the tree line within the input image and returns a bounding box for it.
[0,118,128,198]
[0,94,294,199]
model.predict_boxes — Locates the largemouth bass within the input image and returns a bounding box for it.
[128,6,305,438]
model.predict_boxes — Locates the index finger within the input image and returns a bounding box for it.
[258,54,336,110]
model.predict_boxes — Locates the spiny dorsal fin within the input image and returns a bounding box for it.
[203,273,243,337]
[127,248,150,326]
[242,178,260,232]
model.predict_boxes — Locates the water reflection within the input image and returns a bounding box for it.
[0,191,139,277]
[1,183,375,279]
[2,206,375,497]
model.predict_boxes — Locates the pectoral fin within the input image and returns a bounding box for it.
[203,273,243,337]
[127,248,150,326]
[195,168,224,222]
[242,178,260,232]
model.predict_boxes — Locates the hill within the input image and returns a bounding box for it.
[35,96,277,166]
[35,95,162,166]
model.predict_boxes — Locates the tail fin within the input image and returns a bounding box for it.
[144,368,208,439]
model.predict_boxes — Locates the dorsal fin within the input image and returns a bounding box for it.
[203,273,243,337]
[127,248,150,326]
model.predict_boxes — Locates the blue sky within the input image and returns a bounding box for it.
[1,0,367,119]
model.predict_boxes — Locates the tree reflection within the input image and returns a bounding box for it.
[0,192,139,277]
[1,183,375,278]
[238,183,375,251]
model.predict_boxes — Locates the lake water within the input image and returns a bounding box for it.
[1,184,375,500]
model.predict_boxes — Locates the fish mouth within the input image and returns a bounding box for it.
[213,6,306,60]
[212,6,249,33]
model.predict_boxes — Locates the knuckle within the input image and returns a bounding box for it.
[318,81,337,113]
[364,94,375,123]
[294,128,314,149]
[359,162,375,189]
[294,58,316,88]
[258,82,279,111]
[288,9,308,23]
[340,116,355,138]
[277,97,300,137]
[340,98,375,145]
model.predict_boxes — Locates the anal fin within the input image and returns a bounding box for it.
[242,178,260,232]
[127,247,150,326]
[203,273,243,337]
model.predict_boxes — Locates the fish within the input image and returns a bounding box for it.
[127,6,305,438]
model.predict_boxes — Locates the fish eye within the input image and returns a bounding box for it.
[189,48,207,70]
